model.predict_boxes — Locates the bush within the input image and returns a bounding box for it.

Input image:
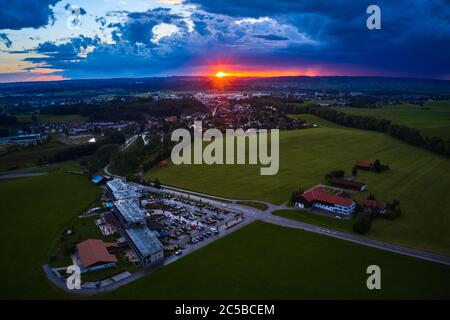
[353,212,372,234]
[325,170,345,180]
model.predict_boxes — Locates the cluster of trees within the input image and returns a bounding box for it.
[325,169,345,181]
[142,150,171,172]
[353,210,372,234]
[292,106,450,157]
[353,195,401,234]
[0,128,11,137]
[40,97,208,122]
[372,159,390,172]
[109,138,145,177]
[385,199,402,220]
[52,129,125,164]
[0,114,19,136]
[290,187,305,203]
[80,144,120,175]
[109,131,173,178]
[0,114,18,126]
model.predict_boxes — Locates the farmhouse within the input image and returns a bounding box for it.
[355,161,374,171]
[295,187,355,215]
[363,199,387,215]
[330,178,366,191]
[123,226,164,266]
[76,239,118,268]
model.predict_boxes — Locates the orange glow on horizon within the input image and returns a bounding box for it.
[211,68,318,78]
[215,71,229,78]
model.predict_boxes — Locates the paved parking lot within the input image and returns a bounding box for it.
[144,193,246,256]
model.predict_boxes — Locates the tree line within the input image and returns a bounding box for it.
[40,97,208,122]
[50,129,125,163]
[291,105,450,157]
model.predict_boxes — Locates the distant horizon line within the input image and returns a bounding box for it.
[0,74,449,86]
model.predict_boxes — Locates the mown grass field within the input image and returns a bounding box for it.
[147,115,450,256]
[17,114,87,124]
[332,100,450,140]
[0,140,70,171]
[273,209,353,233]
[0,165,101,299]
[1,165,448,299]
[108,221,450,299]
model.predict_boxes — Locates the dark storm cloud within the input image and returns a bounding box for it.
[0,0,62,30]
[186,0,450,78]
[6,0,450,80]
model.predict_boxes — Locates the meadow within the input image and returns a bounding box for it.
[0,165,101,299]
[333,100,450,140]
[108,221,450,299]
[0,140,70,171]
[0,163,448,299]
[147,115,450,256]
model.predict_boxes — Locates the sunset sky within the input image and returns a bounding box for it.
[0,0,449,82]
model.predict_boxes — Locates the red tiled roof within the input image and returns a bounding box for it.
[355,161,372,168]
[76,239,118,268]
[159,160,169,166]
[300,187,353,207]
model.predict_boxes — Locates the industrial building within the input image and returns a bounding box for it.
[106,178,140,200]
[0,133,42,145]
[113,198,147,228]
[106,179,166,267]
[123,226,164,266]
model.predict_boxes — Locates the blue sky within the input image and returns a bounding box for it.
[0,0,449,82]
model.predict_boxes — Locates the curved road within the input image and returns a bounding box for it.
[43,163,450,296]
[105,166,450,266]
[154,184,450,266]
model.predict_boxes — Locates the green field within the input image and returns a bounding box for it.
[1,167,449,299]
[17,114,87,124]
[0,166,101,299]
[147,115,450,256]
[108,221,450,299]
[333,100,450,140]
[273,209,353,233]
[0,141,70,171]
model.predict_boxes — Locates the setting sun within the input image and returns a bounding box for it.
[215,71,228,78]
[210,68,315,78]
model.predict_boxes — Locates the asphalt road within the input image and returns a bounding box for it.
[160,185,450,266]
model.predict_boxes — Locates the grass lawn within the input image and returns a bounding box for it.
[107,221,450,299]
[147,115,450,256]
[273,209,353,233]
[0,140,70,171]
[17,114,87,124]
[48,215,115,267]
[0,165,101,299]
[1,168,449,299]
[236,201,269,211]
[332,100,450,140]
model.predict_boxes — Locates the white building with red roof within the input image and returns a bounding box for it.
[295,187,355,216]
